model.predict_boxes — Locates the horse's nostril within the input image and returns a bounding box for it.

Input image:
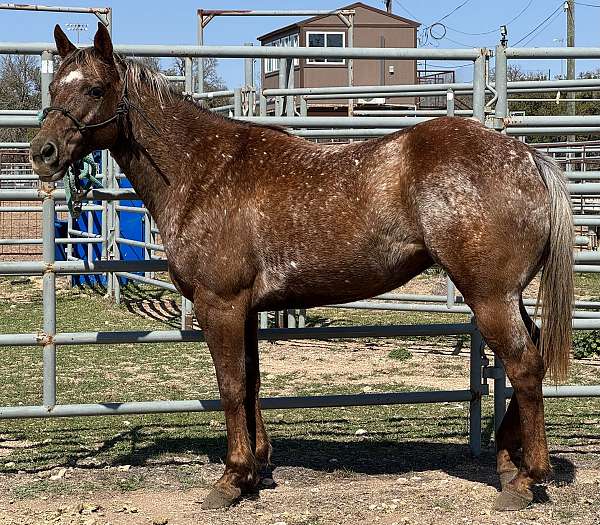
[41,142,54,158]
[40,141,57,164]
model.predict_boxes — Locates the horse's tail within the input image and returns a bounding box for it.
[532,151,574,382]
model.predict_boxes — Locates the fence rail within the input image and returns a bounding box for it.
[1,37,600,458]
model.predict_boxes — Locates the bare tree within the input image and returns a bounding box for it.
[0,55,41,142]
[166,57,226,92]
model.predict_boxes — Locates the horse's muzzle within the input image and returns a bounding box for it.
[30,135,67,181]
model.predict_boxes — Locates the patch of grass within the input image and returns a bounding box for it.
[0,278,599,495]
[573,330,600,359]
[388,347,412,361]
[575,272,600,296]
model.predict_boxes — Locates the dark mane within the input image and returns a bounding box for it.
[60,48,291,136]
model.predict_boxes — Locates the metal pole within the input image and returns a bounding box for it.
[277,58,286,117]
[348,13,355,117]
[494,43,508,129]
[300,96,308,117]
[566,0,576,118]
[40,50,56,408]
[244,43,255,116]
[286,58,295,117]
[469,320,483,456]
[233,88,243,117]
[493,356,507,434]
[197,13,204,95]
[260,312,268,329]
[473,52,486,122]
[111,157,120,303]
[446,88,455,116]
[181,297,194,330]
[184,57,193,96]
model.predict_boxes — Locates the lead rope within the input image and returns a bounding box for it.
[63,155,103,219]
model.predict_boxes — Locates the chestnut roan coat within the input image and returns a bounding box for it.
[30,24,574,512]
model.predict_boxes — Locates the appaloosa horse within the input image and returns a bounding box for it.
[31,23,574,511]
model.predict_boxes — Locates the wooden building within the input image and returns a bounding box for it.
[257,2,420,114]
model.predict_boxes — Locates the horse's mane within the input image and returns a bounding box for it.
[60,48,290,136]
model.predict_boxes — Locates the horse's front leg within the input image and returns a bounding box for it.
[194,290,258,509]
[244,315,272,479]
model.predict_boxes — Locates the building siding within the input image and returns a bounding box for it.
[260,3,419,109]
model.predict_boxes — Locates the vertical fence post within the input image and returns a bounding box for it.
[260,312,268,329]
[286,58,295,117]
[346,12,355,117]
[287,309,296,329]
[494,356,507,435]
[245,43,255,117]
[66,213,73,263]
[233,88,243,117]
[446,88,455,117]
[40,49,56,408]
[181,297,194,330]
[184,57,193,96]
[143,212,151,278]
[111,158,121,304]
[86,207,93,263]
[469,319,483,457]
[101,149,108,287]
[260,94,267,117]
[276,58,286,117]
[197,12,204,96]
[494,43,508,130]
[300,96,308,117]
[472,51,486,123]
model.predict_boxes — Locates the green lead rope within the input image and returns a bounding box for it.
[64,155,103,219]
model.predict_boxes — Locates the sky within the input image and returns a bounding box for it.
[1,0,599,86]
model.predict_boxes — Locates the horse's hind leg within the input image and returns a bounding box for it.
[470,295,549,511]
[495,298,542,491]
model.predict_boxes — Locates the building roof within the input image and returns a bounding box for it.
[257,2,420,42]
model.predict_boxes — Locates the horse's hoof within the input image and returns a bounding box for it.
[499,469,519,491]
[259,466,277,489]
[201,486,241,510]
[492,487,533,511]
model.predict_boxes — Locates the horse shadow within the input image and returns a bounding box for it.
[32,418,576,505]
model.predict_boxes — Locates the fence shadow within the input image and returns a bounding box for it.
[56,423,577,503]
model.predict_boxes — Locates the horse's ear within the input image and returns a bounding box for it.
[54,24,76,59]
[93,21,113,62]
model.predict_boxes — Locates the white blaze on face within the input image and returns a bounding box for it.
[60,70,84,84]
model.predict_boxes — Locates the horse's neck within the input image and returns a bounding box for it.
[109,87,240,236]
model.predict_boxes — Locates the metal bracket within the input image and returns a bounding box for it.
[487,116,507,131]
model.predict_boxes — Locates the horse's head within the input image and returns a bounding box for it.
[31,23,121,182]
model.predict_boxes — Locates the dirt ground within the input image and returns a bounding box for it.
[0,341,598,525]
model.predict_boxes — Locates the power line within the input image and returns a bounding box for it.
[575,2,600,6]
[443,0,535,36]
[393,0,419,20]
[519,8,563,47]
[437,0,473,23]
[512,2,564,46]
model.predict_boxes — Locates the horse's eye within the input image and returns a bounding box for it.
[88,87,104,98]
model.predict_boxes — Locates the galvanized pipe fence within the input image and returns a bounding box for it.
[2,39,600,455]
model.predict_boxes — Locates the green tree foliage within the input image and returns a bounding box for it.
[506,65,600,143]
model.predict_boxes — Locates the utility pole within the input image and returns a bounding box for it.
[385,0,392,14]
[566,0,575,117]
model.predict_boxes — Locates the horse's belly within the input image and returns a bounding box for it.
[252,241,432,310]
